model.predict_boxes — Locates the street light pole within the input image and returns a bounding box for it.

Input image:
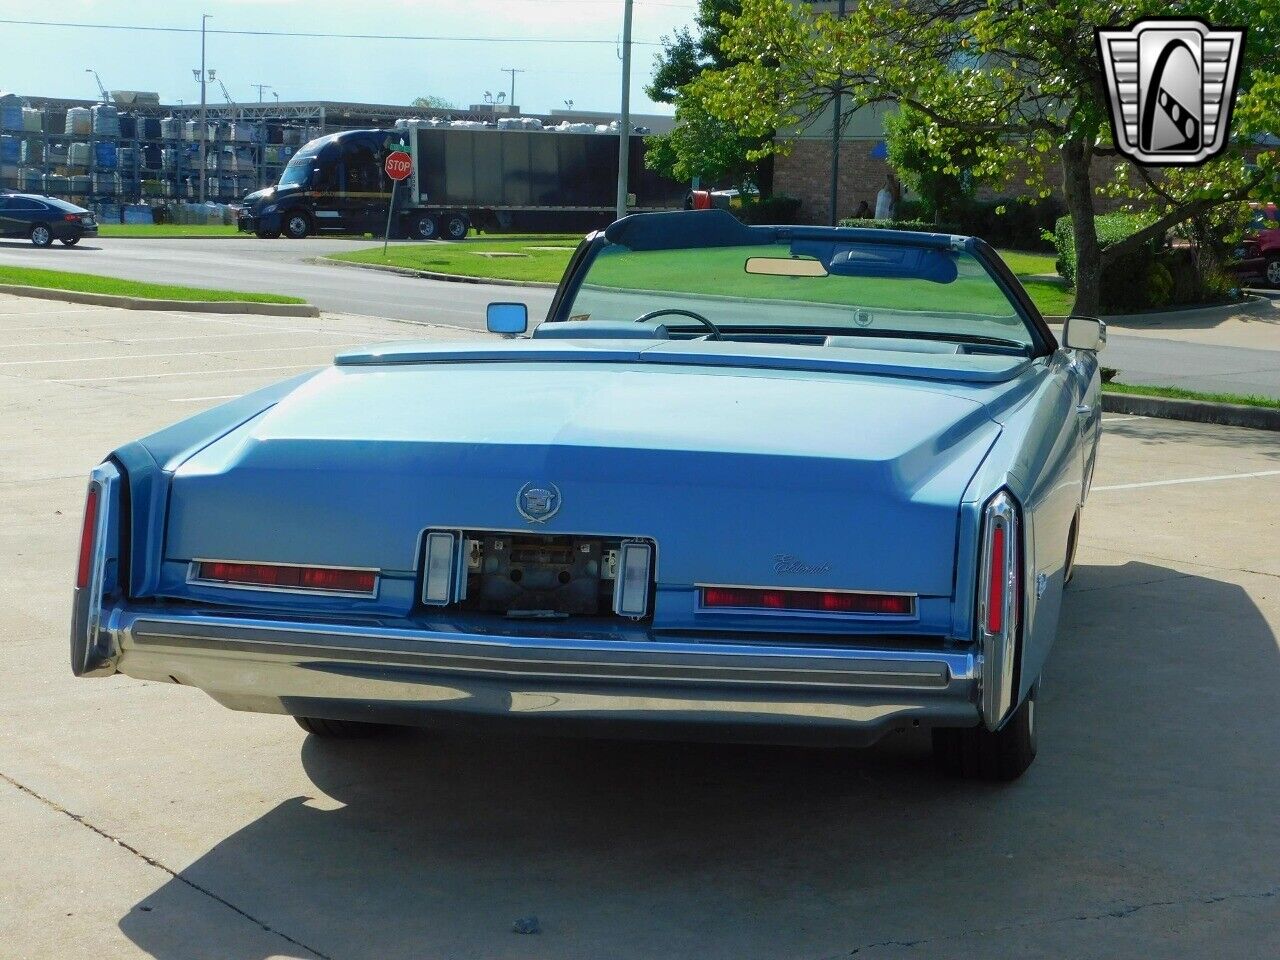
[199,13,210,203]
[828,0,846,226]
[615,0,634,221]
[500,68,524,111]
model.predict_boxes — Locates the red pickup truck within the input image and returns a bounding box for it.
[1233,202,1280,287]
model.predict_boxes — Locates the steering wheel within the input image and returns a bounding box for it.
[634,308,723,340]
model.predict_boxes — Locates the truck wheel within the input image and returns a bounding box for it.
[30,224,53,247]
[443,213,469,241]
[410,212,440,240]
[932,682,1038,781]
[283,212,311,239]
[294,716,390,739]
[1265,256,1280,289]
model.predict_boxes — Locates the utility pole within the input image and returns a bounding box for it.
[828,0,846,225]
[198,13,210,203]
[615,0,634,221]
[252,83,273,103]
[500,68,524,111]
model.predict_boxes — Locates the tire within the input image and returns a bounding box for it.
[410,212,440,241]
[30,224,53,247]
[443,212,469,241]
[294,716,390,739]
[1265,256,1280,289]
[59,237,80,247]
[932,682,1038,781]
[282,211,311,240]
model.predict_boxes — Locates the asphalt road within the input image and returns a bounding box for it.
[2,293,1278,959]
[0,235,1278,396]
[0,235,556,331]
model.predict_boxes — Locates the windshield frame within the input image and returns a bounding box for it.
[546,219,1058,357]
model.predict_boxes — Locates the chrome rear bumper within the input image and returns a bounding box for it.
[101,606,981,744]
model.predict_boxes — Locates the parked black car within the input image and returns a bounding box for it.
[0,193,98,247]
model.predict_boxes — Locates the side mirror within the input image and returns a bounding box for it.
[486,301,528,336]
[1063,315,1106,352]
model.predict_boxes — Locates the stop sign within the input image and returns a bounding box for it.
[384,151,413,181]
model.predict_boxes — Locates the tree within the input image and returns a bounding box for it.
[411,95,455,110]
[883,105,984,224]
[644,0,774,192]
[689,0,1279,314]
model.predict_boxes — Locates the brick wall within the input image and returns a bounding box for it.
[772,139,893,224]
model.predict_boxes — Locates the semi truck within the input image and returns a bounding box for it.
[237,120,687,240]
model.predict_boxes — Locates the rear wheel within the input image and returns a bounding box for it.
[1064,514,1080,585]
[282,211,311,239]
[443,212,469,241]
[60,237,80,247]
[1265,256,1280,289]
[294,716,390,739]
[932,682,1038,781]
[30,224,52,247]
[410,212,440,241]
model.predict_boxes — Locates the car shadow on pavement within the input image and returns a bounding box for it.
[118,560,1279,960]
[0,239,101,252]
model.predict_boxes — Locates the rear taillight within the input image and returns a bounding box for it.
[701,585,914,616]
[76,485,100,589]
[64,213,81,222]
[192,560,377,596]
[978,490,1021,729]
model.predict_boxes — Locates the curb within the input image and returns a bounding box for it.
[0,284,319,317]
[96,234,249,240]
[1102,391,1280,431]
[320,256,557,290]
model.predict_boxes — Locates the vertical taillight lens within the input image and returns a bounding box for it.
[979,490,1021,730]
[76,485,100,589]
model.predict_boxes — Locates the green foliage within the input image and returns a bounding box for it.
[646,0,743,104]
[410,95,455,110]
[837,218,945,232]
[883,106,978,223]
[955,198,1063,252]
[684,0,1278,313]
[1052,213,1154,287]
[644,99,762,188]
[737,194,802,224]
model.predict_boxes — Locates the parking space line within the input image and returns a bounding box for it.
[50,364,319,383]
[1094,469,1280,491]
[1101,415,1146,423]
[169,395,241,403]
[0,330,375,349]
[0,342,373,366]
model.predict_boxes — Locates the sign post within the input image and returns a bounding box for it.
[382,149,413,256]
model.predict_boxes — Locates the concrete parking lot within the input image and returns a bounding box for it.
[1,292,1277,960]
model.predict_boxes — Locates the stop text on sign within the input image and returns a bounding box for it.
[384,151,413,181]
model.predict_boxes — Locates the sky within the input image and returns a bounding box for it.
[0,0,696,115]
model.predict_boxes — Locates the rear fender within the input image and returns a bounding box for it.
[114,372,321,596]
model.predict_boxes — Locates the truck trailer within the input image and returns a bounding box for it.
[237,120,687,240]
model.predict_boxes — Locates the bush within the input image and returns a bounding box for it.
[837,217,957,232]
[737,194,802,225]
[1051,213,1162,313]
[954,197,1063,252]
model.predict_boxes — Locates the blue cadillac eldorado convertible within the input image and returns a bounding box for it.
[71,210,1105,781]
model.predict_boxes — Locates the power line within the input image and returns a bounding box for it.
[0,17,666,45]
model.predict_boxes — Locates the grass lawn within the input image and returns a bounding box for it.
[329,237,1074,316]
[97,224,243,238]
[1103,382,1280,410]
[0,265,306,304]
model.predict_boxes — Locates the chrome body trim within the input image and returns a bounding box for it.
[102,605,981,741]
[977,490,1020,730]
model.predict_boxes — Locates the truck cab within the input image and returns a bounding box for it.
[238,130,399,239]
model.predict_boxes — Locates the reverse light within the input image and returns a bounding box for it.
[76,484,100,589]
[192,560,377,596]
[613,540,654,619]
[421,531,466,606]
[978,490,1022,730]
[700,586,914,616]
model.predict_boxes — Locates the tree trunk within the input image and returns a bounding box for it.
[1060,138,1101,317]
